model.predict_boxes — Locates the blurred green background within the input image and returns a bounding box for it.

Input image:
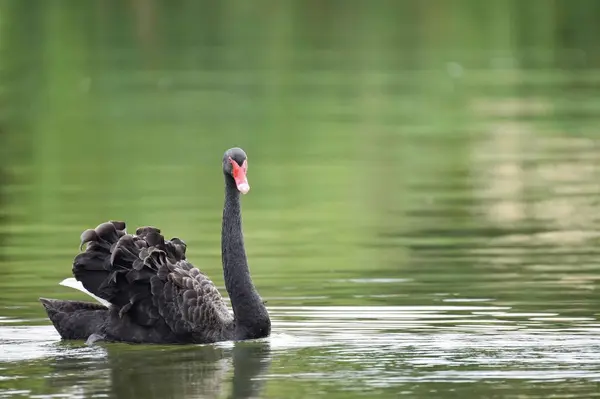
[2,0,600,310]
[1,1,600,397]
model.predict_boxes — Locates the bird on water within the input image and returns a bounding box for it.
[40,148,271,344]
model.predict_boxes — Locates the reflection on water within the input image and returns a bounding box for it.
[0,331,271,399]
[2,306,600,398]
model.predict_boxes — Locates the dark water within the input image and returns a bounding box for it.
[2,1,600,398]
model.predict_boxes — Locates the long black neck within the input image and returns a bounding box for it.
[222,177,270,339]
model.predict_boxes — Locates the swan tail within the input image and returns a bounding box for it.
[39,298,108,340]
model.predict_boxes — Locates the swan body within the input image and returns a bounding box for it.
[40,148,271,344]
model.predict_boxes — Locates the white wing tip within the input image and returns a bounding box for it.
[59,277,112,308]
[59,277,79,288]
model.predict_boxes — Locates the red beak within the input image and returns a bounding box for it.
[231,159,250,194]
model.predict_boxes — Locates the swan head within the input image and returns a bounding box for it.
[223,147,250,194]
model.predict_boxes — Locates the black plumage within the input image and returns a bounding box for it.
[40,148,271,344]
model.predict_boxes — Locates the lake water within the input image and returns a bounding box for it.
[2,2,600,398]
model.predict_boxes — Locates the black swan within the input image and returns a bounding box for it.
[40,148,271,344]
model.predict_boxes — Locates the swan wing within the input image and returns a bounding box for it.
[72,221,233,340]
[153,258,233,341]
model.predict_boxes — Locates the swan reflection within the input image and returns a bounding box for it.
[49,340,271,399]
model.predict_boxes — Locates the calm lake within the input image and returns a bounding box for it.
[2,1,600,398]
